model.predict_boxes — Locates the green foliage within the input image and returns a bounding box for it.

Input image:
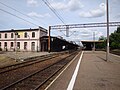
[99,36,106,40]
[110,26,120,49]
[96,36,106,49]
[116,26,120,33]
[96,26,120,50]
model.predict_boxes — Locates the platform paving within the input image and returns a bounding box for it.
[46,51,120,90]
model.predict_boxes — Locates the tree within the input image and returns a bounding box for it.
[116,26,120,33]
[109,26,120,49]
[96,36,106,49]
[99,36,106,40]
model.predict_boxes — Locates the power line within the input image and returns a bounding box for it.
[0,1,47,26]
[0,1,36,21]
[42,0,65,24]
[45,0,65,24]
[49,0,67,22]
[42,0,67,36]
[0,8,39,26]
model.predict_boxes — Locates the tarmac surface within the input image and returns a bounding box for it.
[46,51,120,90]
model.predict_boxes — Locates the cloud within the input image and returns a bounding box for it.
[71,28,103,39]
[79,3,106,18]
[51,0,84,11]
[68,0,84,11]
[112,0,120,3]
[27,0,38,7]
[115,13,120,18]
[27,12,51,18]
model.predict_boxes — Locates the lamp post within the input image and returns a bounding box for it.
[106,0,109,61]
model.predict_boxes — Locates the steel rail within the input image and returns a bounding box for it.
[0,52,66,74]
[34,51,80,90]
[1,51,78,90]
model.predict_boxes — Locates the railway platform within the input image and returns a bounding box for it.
[46,51,120,90]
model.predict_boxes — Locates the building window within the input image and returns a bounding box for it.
[0,34,1,38]
[5,33,7,38]
[11,42,13,47]
[11,33,14,38]
[32,32,35,38]
[17,35,20,38]
[24,32,27,38]
[0,42,1,47]
[17,42,20,49]
[24,42,27,50]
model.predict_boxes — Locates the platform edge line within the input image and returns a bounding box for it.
[45,51,82,90]
[67,51,83,90]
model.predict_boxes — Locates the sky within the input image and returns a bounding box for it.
[0,0,120,43]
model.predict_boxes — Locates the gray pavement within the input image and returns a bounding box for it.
[47,51,120,90]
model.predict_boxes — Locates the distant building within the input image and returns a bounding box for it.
[0,27,47,52]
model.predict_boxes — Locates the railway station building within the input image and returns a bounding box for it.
[0,27,47,52]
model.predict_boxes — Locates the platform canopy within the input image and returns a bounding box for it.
[81,40,104,50]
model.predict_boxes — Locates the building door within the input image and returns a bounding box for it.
[31,42,35,51]
[4,42,7,51]
[24,42,27,51]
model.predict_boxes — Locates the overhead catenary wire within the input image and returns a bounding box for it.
[0,8,39,27]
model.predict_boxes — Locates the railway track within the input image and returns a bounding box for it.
[0,51,79,90]
[0,52,67,74]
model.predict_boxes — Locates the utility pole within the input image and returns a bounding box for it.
[93,32,95,52]
[106,0,109,61]
[66,25,69,37]
[48,26,51,53]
